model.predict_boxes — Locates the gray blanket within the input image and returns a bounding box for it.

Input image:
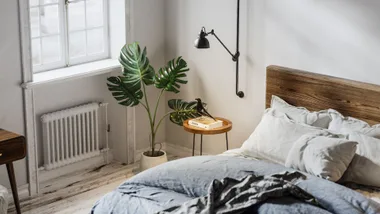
[157,171,321,214]
[92,156,380,214]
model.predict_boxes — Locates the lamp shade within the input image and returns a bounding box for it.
[194,27,210,49]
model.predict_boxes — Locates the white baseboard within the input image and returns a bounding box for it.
[135,142,213,160]
[39,150,114,182]
[165,142,213,157]
[6,184,30,203]
[7,151,114,203]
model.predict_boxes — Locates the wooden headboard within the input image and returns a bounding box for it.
[266,65,380,125]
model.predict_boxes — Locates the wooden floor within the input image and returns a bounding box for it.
[6,161,140,213]
[8,154,179,214]
[6,154,380,213]
[21,178,127,214]
[8,162,138,214]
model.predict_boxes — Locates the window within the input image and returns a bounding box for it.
[29,0,109,73]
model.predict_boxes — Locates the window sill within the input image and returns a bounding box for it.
[21,59,121,89]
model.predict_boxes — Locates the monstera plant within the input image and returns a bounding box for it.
[107,42,202,158]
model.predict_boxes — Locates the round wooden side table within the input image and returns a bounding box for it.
[183,117,232,156]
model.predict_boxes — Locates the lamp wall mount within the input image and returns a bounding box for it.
[194,0,244,98]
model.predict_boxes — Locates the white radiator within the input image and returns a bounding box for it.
[41,103,106,170]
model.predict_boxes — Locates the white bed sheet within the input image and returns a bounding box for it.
[219,148,259,160]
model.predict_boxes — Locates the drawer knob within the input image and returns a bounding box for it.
[0,153,2,157]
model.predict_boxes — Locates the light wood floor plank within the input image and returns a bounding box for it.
[24,178,127,214]
[8,154,179,214]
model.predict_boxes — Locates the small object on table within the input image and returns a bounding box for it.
[0,129,26,214]
[183,117,232,156]
[188,116,223,130]
[195,98,217,121]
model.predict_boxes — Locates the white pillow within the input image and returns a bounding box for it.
[271,95,331,128]
[340,126,380,139]
[241,108,324,164]
[328,109,380,138]
[328,109,370,131]
[342,132,380,187]
[285,132,357,182]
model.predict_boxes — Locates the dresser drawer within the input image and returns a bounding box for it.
[0,139,26,164]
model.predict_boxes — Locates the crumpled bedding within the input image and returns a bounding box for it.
[345,183,380,205]
[156,171,325,214]
[0,185,8,214]
[92,156,380,214]
[357,189,380,205]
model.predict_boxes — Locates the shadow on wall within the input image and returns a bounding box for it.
[135,41,169,151]
[265,0,380,84]
[164,0,267,153]
[165,62,207,149]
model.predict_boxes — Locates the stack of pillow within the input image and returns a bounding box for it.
[241,95,380,188]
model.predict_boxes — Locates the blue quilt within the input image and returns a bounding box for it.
[92,156,380,214]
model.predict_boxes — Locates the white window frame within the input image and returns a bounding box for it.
[31,0,110,73]
[19,0,133,197]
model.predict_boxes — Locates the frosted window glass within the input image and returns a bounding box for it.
[42,36,61,63]
[87,28,104,55]
[32,38,41,66]
[29,0,39,7]
[69,31,86,58]
[86,0,104,28]
[68,1,86,31]
[42,0,58,4]
[40,5,60,36]
[30,8,40,37]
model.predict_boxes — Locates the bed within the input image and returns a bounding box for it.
[92,66,380,214]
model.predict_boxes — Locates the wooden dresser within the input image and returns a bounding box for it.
[0,129,26,214]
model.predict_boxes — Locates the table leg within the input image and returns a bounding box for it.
[7,162,21,214]
[200,134,203,156]
[192,133,195,156]
[226,132,229,150]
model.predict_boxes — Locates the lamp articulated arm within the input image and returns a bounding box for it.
[206,30,240,62]
[205,28,244,98]
[195,0,244,98]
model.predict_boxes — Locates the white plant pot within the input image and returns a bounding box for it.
[140,150,168,171]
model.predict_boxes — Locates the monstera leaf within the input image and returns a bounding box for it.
[119,42,155,85]
[155,57,189,93]
[168,99,203,126]
[107,76,143,107]
[107,42,155,107]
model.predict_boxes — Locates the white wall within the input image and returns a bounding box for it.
[33,0,167,165]
[33,74,128,166]
[264,0,380,83]
[133,0,167,150]
[4,0,377,190]
[164,0,380,153]
[0,0,28,189]
[0,0,166,189]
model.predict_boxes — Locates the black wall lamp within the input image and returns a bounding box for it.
[194,0,244,98]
